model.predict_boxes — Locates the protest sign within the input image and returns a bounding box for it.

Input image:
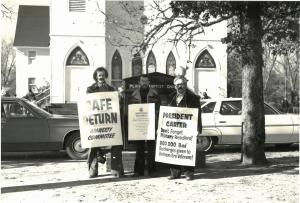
[77,91,123,148]
[128,103,155,140]
[155,106,198,166]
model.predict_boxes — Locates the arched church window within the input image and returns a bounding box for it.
[195,50,216,69]
[66,46,89,66]
[146,51,156,74]
[132,53,142,76]
[111,50,122,87]
[166,51,176,76]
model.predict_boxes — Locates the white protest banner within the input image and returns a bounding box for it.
[128,103,155,140]
[155,106,198,166]
[77,91,123,148]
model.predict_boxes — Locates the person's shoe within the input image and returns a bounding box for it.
[148,170,160,177]
[88,161,98,178]
[185,175,194,181]
[89,173,97,178]
[113,173,127,178]
[111,170,127,178]
[168,176,178,180]
[131,173,141,177]
[89,168,98,178]
[148,173,158,178]
[131,173,139,177]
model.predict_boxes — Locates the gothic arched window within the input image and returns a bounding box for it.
[132,53,142,76]
[146,51,156,74]
[111,50,122,87]
[166,51,176,76]
[66,46,89,66]
[195,50,216,69]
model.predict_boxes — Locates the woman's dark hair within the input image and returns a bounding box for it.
[93,67,108,81]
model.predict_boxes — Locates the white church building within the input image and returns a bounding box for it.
[13,0,227,105]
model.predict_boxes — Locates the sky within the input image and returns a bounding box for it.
[1,0,49,40]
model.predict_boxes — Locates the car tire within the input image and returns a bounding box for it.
[196,136,215,153]
[65,132,89,160]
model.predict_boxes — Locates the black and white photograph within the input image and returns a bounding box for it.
[1,0,299,202]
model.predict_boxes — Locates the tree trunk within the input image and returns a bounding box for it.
[241,2,267,165]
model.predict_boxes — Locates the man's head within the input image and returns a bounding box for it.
[93,67,108,84]
[139,74,150,90]
[174,76,188,95]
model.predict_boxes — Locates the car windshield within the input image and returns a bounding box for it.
[265,103,281,114]
[202,102,216,113]
[24,100,52,117]
[200,101,207,106]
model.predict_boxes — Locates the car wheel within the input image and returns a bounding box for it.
[196,136,215,153]
[65,132,88,160]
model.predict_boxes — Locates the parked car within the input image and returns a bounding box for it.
[1,97,88,160]
[198,98,299,152]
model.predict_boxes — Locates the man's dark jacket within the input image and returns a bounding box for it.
[86,83,115,93]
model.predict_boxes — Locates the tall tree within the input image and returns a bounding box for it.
[1,3,14,19]
[277,51,299,103]
[1,39,16,95]
[140,1,299,165]
[239,3,266,164]
[227,51,242,98]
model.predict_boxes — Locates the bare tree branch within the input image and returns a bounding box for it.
[1,3,15,19]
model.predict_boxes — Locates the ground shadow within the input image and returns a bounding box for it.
[1,151,69,160]
[193,156,299,180]
[211,144,299,154]
[1,171,170,194]
[1,155,298,194]
[1,151,84,169]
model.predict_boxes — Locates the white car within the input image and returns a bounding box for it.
[197,98,299,152]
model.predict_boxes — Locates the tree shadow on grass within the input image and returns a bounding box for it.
[0,173,162,194]
[1,160,86,170]
[1,151,84,169]
[2,156,298,194]
[211,144,299,154]
[1,151,69,160]
[193,156,299,180]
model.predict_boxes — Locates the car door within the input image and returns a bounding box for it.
[264,104,294,143]
[1,101,50,151]
[214,100,242,144]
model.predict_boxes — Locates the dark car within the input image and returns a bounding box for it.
[1,97,88,159]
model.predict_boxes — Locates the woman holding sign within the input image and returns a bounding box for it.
[167,76,202,181]
[86,67,124,178]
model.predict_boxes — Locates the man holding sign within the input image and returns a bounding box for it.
[129,74,161,177]
[156,76,202,181]
[81,67,124,178]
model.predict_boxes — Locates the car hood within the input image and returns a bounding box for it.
[291,114,300,125]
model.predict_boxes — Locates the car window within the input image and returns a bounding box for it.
[25,100,51,117]
[220,101,242,115]
[200,101,207,106]
[202,102,216,113]
[2,102,34,118]
[264,104,278,115]
[1,104,6,118]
